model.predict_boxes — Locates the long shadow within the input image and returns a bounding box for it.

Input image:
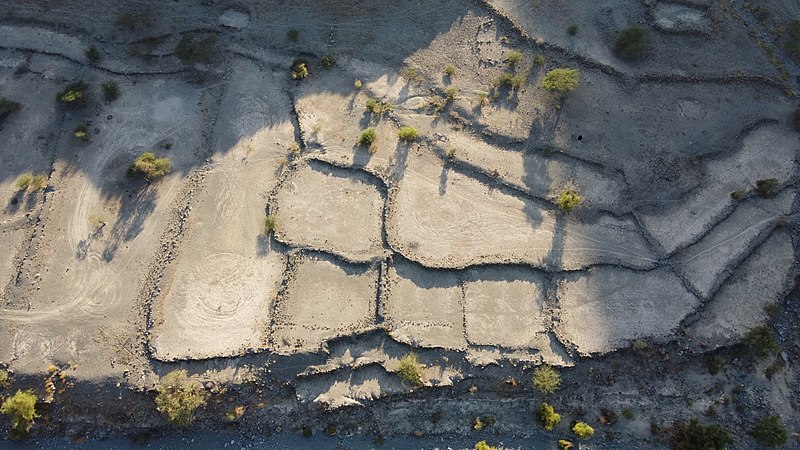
[101,183,157,262]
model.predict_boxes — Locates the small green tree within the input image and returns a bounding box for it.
[397,126,418,142]
[15,173,47,192]
[750,416,788,448]
[556,189,582,212]
[755,178,779,198]
[538,402,561,430]
[532,365,561,394]
[174,34,217,64]
[572,422,594,439]
[155,370,207,427]
[793,108,800,132]
[321,54,336,68]
[492,72,526,90]
[357,128,377,147]
[0,369,8,388]
[131,152,172,180]
[1,390,39,439]
[396,353,423,386]
[671,419,732,450]
[542,68,579,93]
[614,27,651,59]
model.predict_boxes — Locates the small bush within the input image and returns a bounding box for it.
[444,65,456,76]
[263,214,278,235]
[0,97,21,124]
[1,390,38,439]
[556,189,581,212]
[131,152,172,180]
[357,128,377,147]
[397,126,418,142]
[15,173,48,192]
[427,95,447,113]
[532,365,561,394]
[85,46,100,63]
[56,81,89,107]
[0,369,8,388]
[402,66,424,83]
[671,419,732,450]
[505,50,523,66]
[614,27,651,59]
[473,415,495,431]
[287,29,299,41]
[321,54,336,68]
[397,353,423,386]
[730,189,746,201]
[445,87,458,99]
[745,325,779,360]
[101,81,120,102]
[755,178,779,198]
[155,370,206,427]
[366,98,393,115]
[750,416,788,448]
[568,25,578,36]
[445,147,457,162]
[290,59,309,80]
[74,124,90,141]
[354,79,363,89]
[622,409,635,420]
[534,55,545,66]
[492,72,526,91]
[572,422,594,439]
[706,355,726,375]
[474,441,497,450]
[542,68,579,93]
[538,402,561,430]
[558,440,574,450]
[174,33,217,65]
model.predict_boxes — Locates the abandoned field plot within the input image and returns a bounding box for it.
[0,0,798,448]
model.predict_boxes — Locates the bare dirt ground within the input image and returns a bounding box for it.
[0,0,798,449]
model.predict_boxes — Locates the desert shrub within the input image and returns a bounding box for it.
[706,355,726,375]
[492,72,526,91]
[532,365,561,394]
[354,79,363,89]
[671,419,732,450]
[745,325,779,360]
[445,87,458,99]
[74,124,90,141]
[542,68,579,93]
[397,353,423,386]
[473,415,495,431]
[1,390,38,439]
[784,20,800,55]
[568,25,578,36]
[155,370,206,427]
[0,369,8,387]
[301,427,313,437]
[505,50,523,66]
[56,81,89,107]
[445,147,457,162]
[427,95,447,113]
[263,214,278,235]
[290,59,309,80]
[402,66,424,83]
[15,173,47,192]
[792,108,800,132]
[750,416,788,448]
[558,440,574,450]
[366,98,393,115]
[101,81,120,102]
[622,409,635,420]
[535,55,545,66]
[572,422,594,439]
[357,128,377,146]
[755,178,779,198]
[85,46,100,63]
[538,402,561,430]
[474,441,497,450]
[397,126,418,142]
[321,54,336,68]
[730,189,746,201]
[556,189,581,212]
[765,360,784,380]
[174,33,217,65]
[287,28,299,41]
[615,27,651,59]
[444,65,456,76]
[131,152,172,180]
[0,97,21,124]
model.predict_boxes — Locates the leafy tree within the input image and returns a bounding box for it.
[85,46,100,63]
[492,72,526,90]
[0,369,8,388]
[131,152,172,180]
[542,68,579,93]
[101,81,120,102]
[532,365,561,394]
[155,370,207,426]
[505,50,523,66]
[614,27,651,59]
[1,390,38,439]
[750,416,788,448]
[538,402,561,430]
[56,81,89,107]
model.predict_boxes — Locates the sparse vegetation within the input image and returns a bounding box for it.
[542,68,580,93]
[74,124,90,141]
[101,81,120,102]
[745,325,779,360]
[568,25,578,36]
[155,370,207,427]
[85,46,100,63]
[0,369,8,388]
[445,147,457,162]
[225,405,246,422]
[174,33,217,65]
[556,189,582,212]
[291,59,310,80]
[505,50,523,66]
[755,178,779,198]
[396,353,423,386]
[130,152,172,180]
[784,20,800,57]
[615,27,651,59]
[0,97,21,124]
[532,365,561,394]
[366,98,393,115]
[397,126,418,142]
[56,81,89,107]
[474,441,496,450]
[357,128,377,147]
[492,72,526,90]
[572,422,594,439]
[321,54,336,68]
[473,415,495,431]
[558,440,574,450]
[750,416,788,448]
[287,28,299,42]
[402,66,424,83]
[354,79,363,89]
[427,95,447,113]
[444,87,458,100]
[730,189,746,201]
[1,390,39,439]
[444,65,456,76]
[15,173,48,192]
[706,355,726,375]
[263,214,278,235]
[534,55,545,66]
[538,402,561,430]
[670,419,732,450]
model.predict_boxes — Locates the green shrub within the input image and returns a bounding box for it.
[1,390,38,439]
[568,25,578,36]
[0,369,8,388]
[101,81,120,102]
[397,126,418,142]
[558,440,574,450]
[671,419,733,450]
[444,65,456,76]
[0,97,20,124]
[706,355,726,375]
[402,66,424,83]
[534,55,545,66]
[74,124,90,141]
[572,422,594,439]
[287,29,299,41]
[556,189,581,212]
[445,147,457,162]
[263,214,278,235]
[755,178,779,198]
[291,59,309,80]
[745,325,779,360]
[56,81,89,107]
[366,98,393,115]
[542,68,579,93]
[538,402,561,430]
[505,50,523,66]
[131,152,172,180]
[357,128,377,147]
[396,353,423,386]
[155,370,207,427]
[14,173,48,192]
[85,46,100,63]
[532,365,561,394]
[174,33,217,64]
[751,416,789,448]
[354,79,363,89]
[474,440,497,450]
[445,87,458,99]
[614,27,651,59]
[492,72,526,90]
[321,54,336,68]
[730,189,746,201]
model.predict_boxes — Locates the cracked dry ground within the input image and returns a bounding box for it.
[0,0,799,446]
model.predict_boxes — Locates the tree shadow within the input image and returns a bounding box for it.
[75,223,106,260]
[438,165,449,196]
[101,183,157,262]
